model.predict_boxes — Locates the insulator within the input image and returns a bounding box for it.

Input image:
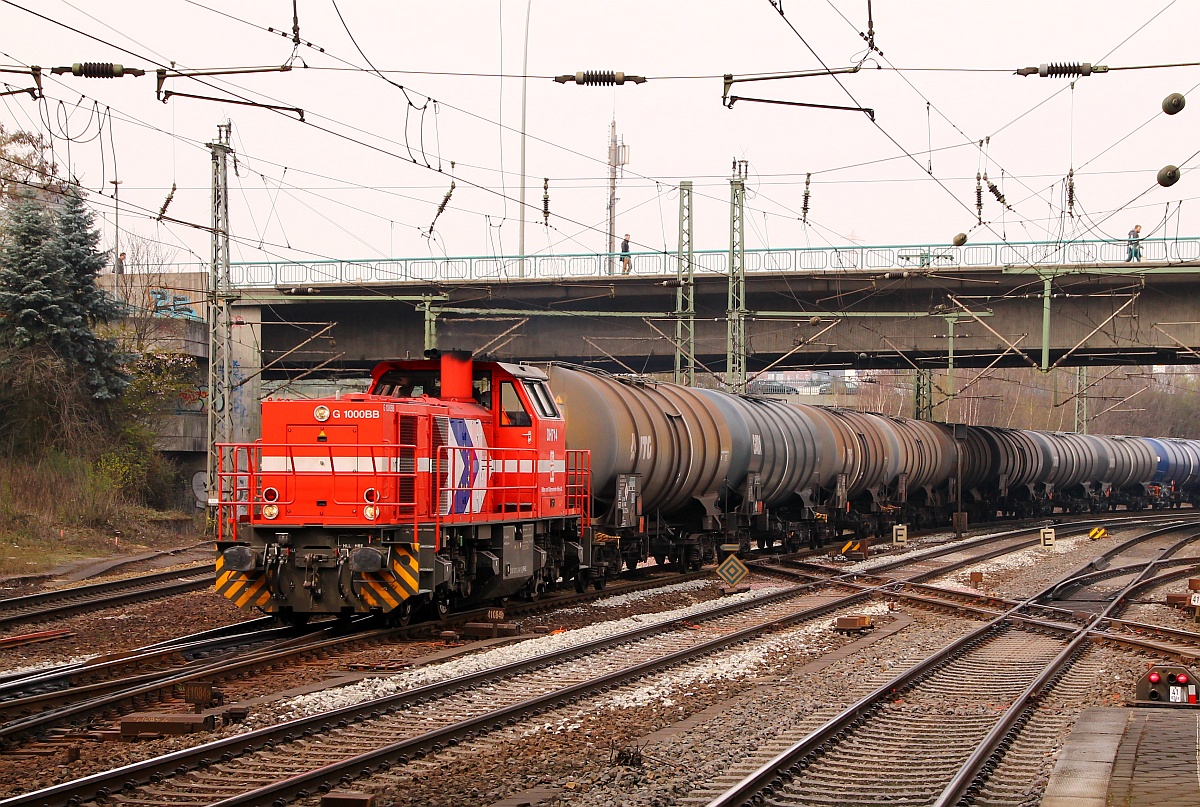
[987,179,1006,206]
[1067,170,1075,218]
[1039,62,1092,78]
[578,70,615,86]
[1162,92,1186,115]
[975,172,983,225]
[426,181,455,235]
[1158,165,1180,188]
[157,182,177,221]
[801,173,811,224]
[542,177,550,226]
[72,62,125,78]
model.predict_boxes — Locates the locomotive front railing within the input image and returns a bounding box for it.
[215,442,592,546]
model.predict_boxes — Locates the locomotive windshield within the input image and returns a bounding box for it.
[524,380,560,418]
[499,381,532,426]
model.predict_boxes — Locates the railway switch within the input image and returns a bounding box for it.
[1135,664,1199,706]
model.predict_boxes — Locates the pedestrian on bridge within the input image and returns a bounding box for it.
[1126,224,1142,262]
[620,234,632,274]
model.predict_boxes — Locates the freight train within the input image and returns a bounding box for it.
[213,353,1200,624]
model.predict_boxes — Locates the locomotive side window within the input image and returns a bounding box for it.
[473,375,493,409]
[499,381,532,426]
[375,370,440,398]
[524,380,560,418]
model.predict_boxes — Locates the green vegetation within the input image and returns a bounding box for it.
[0,129,201,577]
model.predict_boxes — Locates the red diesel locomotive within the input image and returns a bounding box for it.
[214,353,594,625]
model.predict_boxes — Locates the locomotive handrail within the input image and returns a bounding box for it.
[214,442,591,545]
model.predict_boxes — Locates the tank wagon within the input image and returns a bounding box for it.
[213,357,1200,622]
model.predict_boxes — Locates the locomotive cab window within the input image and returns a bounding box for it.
[375,370,440,398]
[524,380,560,418]
[499,381,532,426]
[473,375,493,410]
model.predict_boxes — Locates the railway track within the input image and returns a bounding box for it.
[699,517,1200,806]
[0,569,711,748]
[0,516,1152,806]
[5,512,1199,805]
[0,567,216,630]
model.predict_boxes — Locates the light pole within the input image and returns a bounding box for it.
[109,179,123,274]
[517,0,532,276]
[552,72,645,271]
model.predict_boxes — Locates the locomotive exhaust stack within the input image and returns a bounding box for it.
[440,350,474,403]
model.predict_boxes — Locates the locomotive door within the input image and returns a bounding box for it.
[493,379,538,515]
[492,377,566,517]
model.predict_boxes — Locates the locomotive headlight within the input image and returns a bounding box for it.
[262,504,280,520]
[262,487,279,502]
[363,504,378,521]
[313,405,331,422]
[364,487,378,503]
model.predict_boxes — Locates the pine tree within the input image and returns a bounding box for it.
[0,191,127,399]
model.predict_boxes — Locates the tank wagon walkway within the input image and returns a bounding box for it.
[1044,707,1200,806]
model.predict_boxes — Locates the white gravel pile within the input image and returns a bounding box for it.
[0,656,94,678]
[525,601,895,736]
[243,584,787,728]
[587,579,712,608]
[935,535,1091,592]
[849,529,1037,573]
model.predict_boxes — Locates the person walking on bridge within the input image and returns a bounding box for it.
[1126,224,1142,262]
[620,233,632,274]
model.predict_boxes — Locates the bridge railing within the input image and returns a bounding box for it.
[144,237,1200,288]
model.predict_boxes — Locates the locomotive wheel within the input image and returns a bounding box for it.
[278,609,310,628]
[390,601,413,627]
[434,598,450,620]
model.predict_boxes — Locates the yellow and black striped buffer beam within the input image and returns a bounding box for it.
[214,554,273,610]
[356,546,420,611]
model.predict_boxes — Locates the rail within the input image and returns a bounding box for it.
[126,236,1200,288]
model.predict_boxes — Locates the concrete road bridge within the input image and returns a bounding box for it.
[207,237,1200,379]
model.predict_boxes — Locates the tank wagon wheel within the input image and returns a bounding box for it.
[574,575,587,594]
[625,557,639,572]
[654,555,667,568]
[592,575,607,591]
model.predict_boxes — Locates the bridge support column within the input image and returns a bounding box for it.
[1041,274,1052,370]
[422,297,439,355]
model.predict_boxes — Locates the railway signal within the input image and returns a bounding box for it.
[1135,665,1199,706]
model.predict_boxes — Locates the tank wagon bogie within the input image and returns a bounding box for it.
[215,357,1199,621]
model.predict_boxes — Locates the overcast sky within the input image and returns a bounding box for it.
[1,0,1196,268]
